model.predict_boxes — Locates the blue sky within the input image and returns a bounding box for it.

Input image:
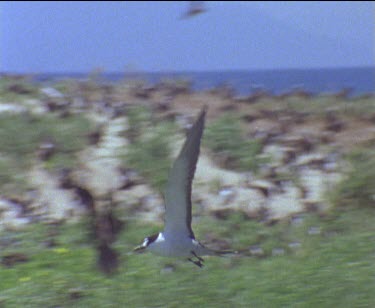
[1,1,374,73]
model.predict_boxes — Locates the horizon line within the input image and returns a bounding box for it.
[1,65,374,76]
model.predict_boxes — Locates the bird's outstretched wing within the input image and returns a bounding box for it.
[163,106,207,239]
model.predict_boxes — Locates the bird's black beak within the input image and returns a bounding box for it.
[133,245,146,253]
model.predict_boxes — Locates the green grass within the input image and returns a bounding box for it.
[124,104,153,141]
[123,106,176,192]
[0,112,94,194]
[0,156,29,194]
[0,75,40,102]
[251,95,375,119]
[330,149,375,209]
[1,79,374,306]
[1,208,375,307]
[52,78,81,97]
[204,112,266,172]
[50,69,110,103]
[124,123,175,193]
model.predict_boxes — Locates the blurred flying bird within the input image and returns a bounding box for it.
[181,1,207,19]
[57,172,122,274]
[134,106,236,267]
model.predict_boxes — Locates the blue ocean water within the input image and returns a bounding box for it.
[36,67,374,97]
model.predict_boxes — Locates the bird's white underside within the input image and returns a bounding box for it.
[147,231,214,257]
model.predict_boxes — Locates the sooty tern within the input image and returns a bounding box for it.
[134,106,235,267]
[181,1,207,19]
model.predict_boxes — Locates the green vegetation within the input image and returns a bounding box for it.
[52,69,110,103]
[251,95,375,118]
[52,79,80,97]
[0,112,93,194]
[291,94,375,118]
[0,75,40,102]
[1,77,374,307]
[0,156,30,194]
[330,149,375,208]
[123,105,176,192]
[125,105,152,141]
[204,112,266,172]
[1,208,375,307]
[125,124,173,192]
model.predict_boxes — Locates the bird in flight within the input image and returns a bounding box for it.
[134,106,235,267]
[181,1,208,19]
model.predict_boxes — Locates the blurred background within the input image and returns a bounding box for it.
[0,1,374,307]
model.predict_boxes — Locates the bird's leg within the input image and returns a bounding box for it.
[188,257,204,268]
[191,250,204,262]
[188,251,205,267]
